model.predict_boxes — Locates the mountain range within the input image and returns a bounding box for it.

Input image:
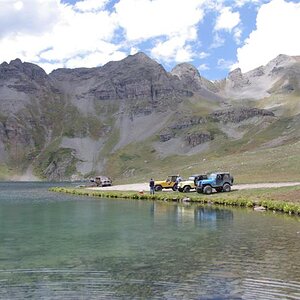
[0,53,299,182]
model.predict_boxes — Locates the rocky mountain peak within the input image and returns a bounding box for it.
[0,61,8,68]
[128,52,153,62]
[226,67,251,90]
[228,68,243,81]
[9,58,23,67]
[107,52,160,69]
[1,58,48,81]
[171,63,201,80]
[50,51,191,104]
[171,62,221,96]
[222,53,300,100]
[170,62,204,92]
[0,52,300,181]
[269,54,293,66]
[264,54,296,75]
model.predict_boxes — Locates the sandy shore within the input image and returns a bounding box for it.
[88,182,300,192]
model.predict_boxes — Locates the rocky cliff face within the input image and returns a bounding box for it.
[0,58,68,177]
[50,53,194,111]
[0,53,299,180]
[222,54,300,100]
[171,63,222,101]
[210,108,274,123]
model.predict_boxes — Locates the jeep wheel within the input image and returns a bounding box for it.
[183,186,191,193]
[155,185,162,192]
[203,185,212,195]
[172,185,178,191]
[222,183,231,192]
[196,188,202,194]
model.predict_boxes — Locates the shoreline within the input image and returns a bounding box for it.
[50,185,300,216]
[87,182,300,192]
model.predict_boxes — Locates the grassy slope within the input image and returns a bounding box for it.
[106,139,300,185]
[2,89,300,182]
[103,94,300,185]
[0,164,13,180]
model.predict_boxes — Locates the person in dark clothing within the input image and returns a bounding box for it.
[149,178,155,195]
[174,174,182,190]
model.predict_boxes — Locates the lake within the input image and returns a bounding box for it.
[0,182,300,299]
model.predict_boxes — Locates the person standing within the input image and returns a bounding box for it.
[174,174,182,190]
[149,178,155,195]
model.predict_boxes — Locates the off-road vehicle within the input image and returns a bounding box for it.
[196,172,233,194]
[178,174,208,193]
[154,175,180,191]
[90,176,112,187]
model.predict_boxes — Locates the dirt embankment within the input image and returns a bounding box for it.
[88,182,300,192]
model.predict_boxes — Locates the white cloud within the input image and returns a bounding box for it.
[39,9,118,61]
[14,1,24,11]
[65,50,127,69]
[214,7,241,32]
[234,0,263,7]
[4,0,287,78]
[233,27,242,44]
[199,51,210,59]
[151,36,195,63]
[217,58,236,70]
[0,0,121,72]
[114,0,205,41]
[236,0,300,72]
[210,3,242,47]
[74,0,109,12]
[198,63,209,71]
[130,47,140,55]
[150,27,197,63]
[0,0,61,38]
[175,46,195,62]
[38,62,64,74]
[0,0,209,73]
[210,33,225,49]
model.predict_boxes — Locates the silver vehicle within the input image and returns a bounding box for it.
[91,176,112,187]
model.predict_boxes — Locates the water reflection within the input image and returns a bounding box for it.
[151,202,233,227]
[194,206,233,226]
[0,183,300,299]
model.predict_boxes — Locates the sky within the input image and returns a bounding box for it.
[0,0,300,80]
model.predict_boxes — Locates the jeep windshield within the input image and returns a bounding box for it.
[207,173,217,179]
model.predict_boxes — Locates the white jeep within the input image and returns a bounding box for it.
[177,174,207,193]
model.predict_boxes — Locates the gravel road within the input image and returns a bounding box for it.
[88,182,300,192]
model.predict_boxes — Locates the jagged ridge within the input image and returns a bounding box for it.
[0,53,299,181]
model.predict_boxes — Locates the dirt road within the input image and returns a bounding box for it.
[88,182,300,192]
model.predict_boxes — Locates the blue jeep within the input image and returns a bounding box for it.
[196,172,234,194]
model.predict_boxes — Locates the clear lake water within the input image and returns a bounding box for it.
[0,182,300,299]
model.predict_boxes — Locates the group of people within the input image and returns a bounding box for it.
[149,175,182,195]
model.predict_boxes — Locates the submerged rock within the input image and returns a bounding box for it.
[254,206,266,211]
